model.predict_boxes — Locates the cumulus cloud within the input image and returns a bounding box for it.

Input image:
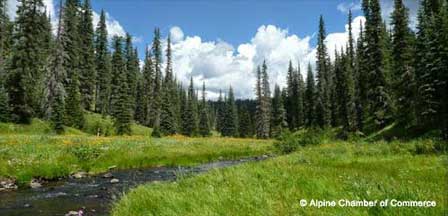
[170,26,184,43]
[337,1,361,13]
[92,11,126,38]
[325,16,365,61]
[168,25,315,99]
[7,0,126,38]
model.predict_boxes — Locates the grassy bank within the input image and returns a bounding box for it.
[0,133,273,184]
[112,141,447,216]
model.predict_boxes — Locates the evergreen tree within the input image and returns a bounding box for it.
[285,61,298,129]
[355,21,369,131]
[0,0,10,122]
[110,36,126,118]
[255,62,271,138]
[160,36,177,135]
[141,47,154,126]
[7,0,50,123]
[125,34,139,116]
[43,6,66,133]
[315,15,332,128]
[150,28,162,129]
[271,85,287,137]
[79,0,96,111]
[94,10,111,115]
[390,0,416,126]
[440,0,448,138]
[63,0,84,128]
[364,0,392,128]
[238,104,253,138]
[216,89,225,133]
[297,63,305,128]
[304,63,315,126]
[182,77,198,136]
[222,86,238,137]
[198,82,211,137]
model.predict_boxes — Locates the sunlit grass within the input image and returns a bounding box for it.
[112,141,447,216]
[0,134,273,184]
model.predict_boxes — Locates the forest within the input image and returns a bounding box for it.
[0,0,447,215]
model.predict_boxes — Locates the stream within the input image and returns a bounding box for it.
[0,156,267,216]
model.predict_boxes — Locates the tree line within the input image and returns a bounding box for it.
[0,0,446,140]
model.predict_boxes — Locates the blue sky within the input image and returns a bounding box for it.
[89,0,365,58]
[6,0,420,98]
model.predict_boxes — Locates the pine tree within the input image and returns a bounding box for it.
[440,0,448,138]
[0,0,10,122]
[255,62,271,138]
[63,0,84,128]
[364,0,392,128]
[297,63,305,128]
[305,63,315,126]
[79,0,96,111]
[238,104,253,138]
[141,47,154,126]
[271,85,287,137]
[160,36,177,135]
[285,61,298,129]
[110,36,126,118]
[94,10,111,115]
[222,86,238,137]
[150,28,162,129]
[181,77,198,136]
[216,89,225,133]
[315,15,332,128]
[198,82,211,137]
[7,0,50,123]
[355,21,368,131]
[125,34,139,117]
[43,5,66,133]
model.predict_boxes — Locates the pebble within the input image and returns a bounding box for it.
[30,179,42,189]
[102,173,113,178]
[65,211,79,216]
[72,172,87,179]
[0,179,18,190]
[110,178,120,184]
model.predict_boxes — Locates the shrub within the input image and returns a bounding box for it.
[274,128,326,154]
[82,112,115,136]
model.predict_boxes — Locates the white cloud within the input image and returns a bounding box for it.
[324,16,365,61]
[170,26,184,43]
[337,1,361,13]
[169,25,314,99]
[92,11,126,38]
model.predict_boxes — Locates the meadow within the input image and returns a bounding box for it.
[0,118,273,185]
[112,139,447,216]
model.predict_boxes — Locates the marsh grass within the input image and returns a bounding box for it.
[112,141,447,216]
[0,135,273,184]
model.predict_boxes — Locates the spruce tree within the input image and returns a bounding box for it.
[63,0,84,128]
[44,7,66,133]
[182,77,198,136]
[297,63,305,128]
[271,85,287,137]
[0,0,9,122]
[364,0,392,128]
[238,105,253,138]
[222,86,238,137]
[355,22,369,131]
[7,0,50,123]
[304,63,315,126]
[216,89,225,133]
[160,36,177,135]
[198,82,211,137]
[141,48,154,126]
[125,34,139,116]
[150,28,162,129]
[79,0,96,111]
[255,62,271,138]
[285,61,298,129]
[315,15,332,128]
[94,10,111,115]
[110,36,126,118]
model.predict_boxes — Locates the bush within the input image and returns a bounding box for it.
[274,128,326,154]
[82,112,115,136]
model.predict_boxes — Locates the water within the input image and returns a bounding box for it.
[0,157,266,216]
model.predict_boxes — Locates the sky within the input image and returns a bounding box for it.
[6,0,420,99]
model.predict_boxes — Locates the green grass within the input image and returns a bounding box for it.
[112,141,447,216]
[0,134,273,184]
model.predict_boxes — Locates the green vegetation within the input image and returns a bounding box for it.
[113,140,447,216]
[0,119,273,184]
